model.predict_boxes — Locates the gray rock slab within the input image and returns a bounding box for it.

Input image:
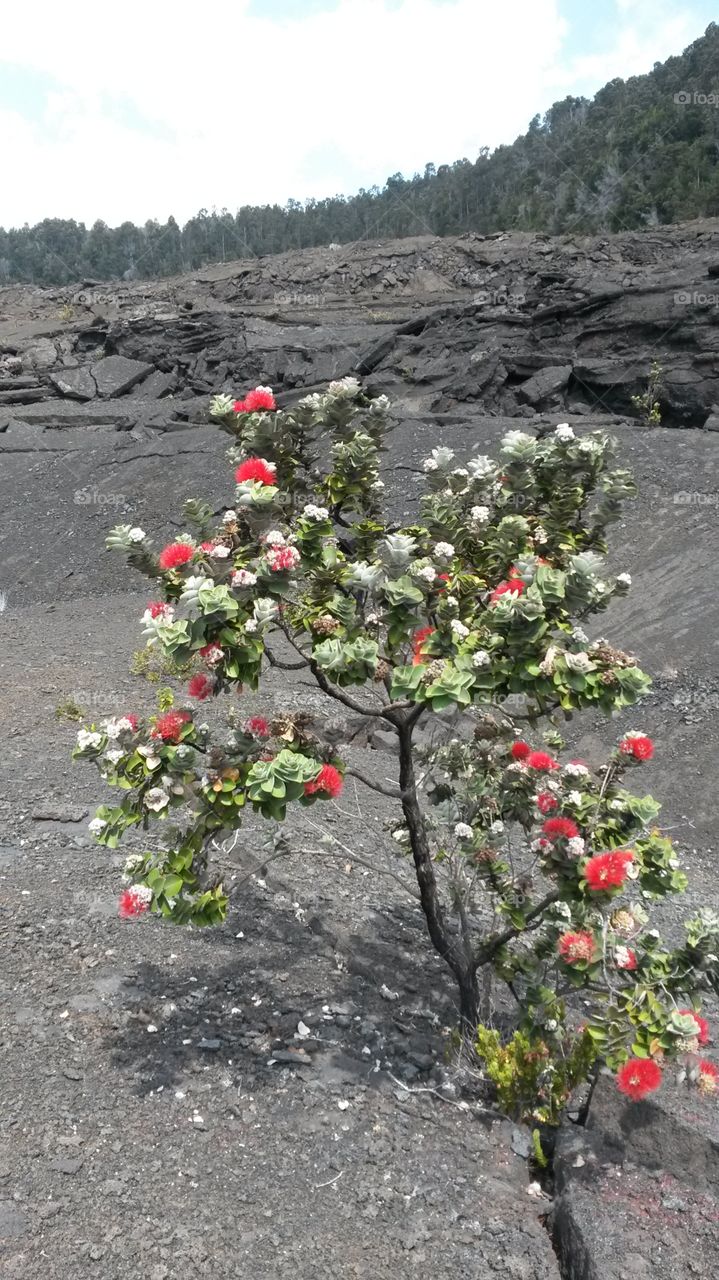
[49,367,97,401]
[91,354,154,398]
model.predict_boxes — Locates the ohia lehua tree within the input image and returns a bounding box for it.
[75,378,719,1118]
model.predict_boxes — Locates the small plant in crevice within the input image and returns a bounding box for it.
[72,380,718,1120]
[631,360,663,426]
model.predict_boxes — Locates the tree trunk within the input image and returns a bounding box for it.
[397,720,477,1025]
[457,965,481,1030]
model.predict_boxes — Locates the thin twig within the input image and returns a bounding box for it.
[302,817,421,900]
[386,1071,488,1113]
[313,1171,344,1189]
[345,764,403,800]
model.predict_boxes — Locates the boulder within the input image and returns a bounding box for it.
[91,354,154,398]
[517,364,571,406]
[134,369,176,399]
[49,367,97,401]
[552,1074,719,1279]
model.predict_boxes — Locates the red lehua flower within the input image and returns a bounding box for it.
[188,673,213,701]
[304,763,344,798]
[507,565,523,579]
[558,930,596,965]
[246,715,270,739]
[543,816,580,840]
[510,741,531,761]
[527,750,558,772]
[697,1060,719,1095]
[490,579,525,604]
[118,887,150,919]
[235,458,277,486]
[199,643,223,664]
[152,710,191,743]
[616,1057,663,1101]
[243,386,277,412]
[123,713,139,732]
[412,626,435,665]
[584,849,633,892]
[537,791,559,815]
[158,542,194,571]
[616,948,638,970]
[436,573,451,592]
[679,1009,710,1046]
[146,600,169,618]
[619,734,654,761]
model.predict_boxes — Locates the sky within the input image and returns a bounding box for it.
[1,0,716,229]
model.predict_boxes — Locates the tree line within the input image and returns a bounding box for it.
[2,23,718,286]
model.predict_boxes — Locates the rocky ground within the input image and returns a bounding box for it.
[2,225,719,1278]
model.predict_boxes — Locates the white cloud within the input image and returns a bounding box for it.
[0,0,711,228]
[2,0,566,226]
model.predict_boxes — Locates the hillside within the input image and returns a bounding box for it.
[2,23,719,285]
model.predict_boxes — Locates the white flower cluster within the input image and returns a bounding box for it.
[469,505,490,525]
[554,423,575,442]
[88,817,107,835]
[122,853,145,882]
[566,836,585,859]
[327,376,361,398]
[433,541,455,561]
[302,504,330,522]
[127,527,146,543]
[104,716,136,739]
[578,437,602,455]
[413,563,437,582]
[231,568,258,588]
[450,619,470,639]
[208,544,230,559]
[472,649,491,668]
[503,429,535,448]
[423,447,455,473]
[616,572,632,586]
[77,729,102,750]
[563,761,589,778]
[223,509,237,525]
[454,822,474,840]
[127,883,153,907]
